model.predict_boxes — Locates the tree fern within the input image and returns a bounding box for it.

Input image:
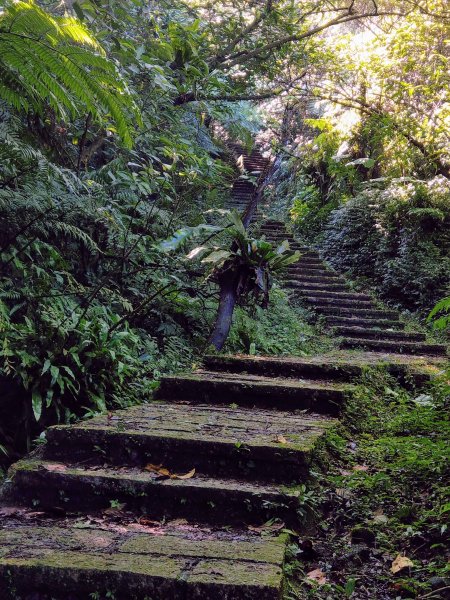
[0,0,140,146]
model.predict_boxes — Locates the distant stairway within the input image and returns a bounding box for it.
[260,221,448,358]
[226,146,270,219]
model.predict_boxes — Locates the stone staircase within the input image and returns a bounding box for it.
[0,352,351,598]
[260,220,448,358]
[1,217,446,599]
[226,146,270,218]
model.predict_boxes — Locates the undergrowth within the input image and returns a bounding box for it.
[285,366,450,600]
[225,286,335,357]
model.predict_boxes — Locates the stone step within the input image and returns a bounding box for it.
[290,264,335,273]
[304,297,375,309]
[203,355,360,381]
[325,316,405,329]
[286,274,346,285]
[5,458,302,525]
[300,291,372,301]
[203,353,437,388]
[288,268,338,277]
[340,338,447,356]
[41,402,334,482]
[157,372,354,415]
[334,327,426,342]
[319,307,400,319]
[295,258,324,266]
[0,520,285,600]
[286,281,349,292]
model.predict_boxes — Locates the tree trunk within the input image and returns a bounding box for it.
[208,271,239,350]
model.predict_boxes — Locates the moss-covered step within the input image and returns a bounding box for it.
[286,274,346,285]
[286,281,348,292]
[301,291,372,301]
[319,307,399,319]
[287,268,340,278]
[288,267,336,277]
[334,327,426,342]
[325,316,405,329]
[292,258,324,267]
[203,355,361,380]
[202,353,442,387]
[0,521,286,599]
[304,296,375,309]
[39,402,335,481]
[156,372,354,414]
[340,337,447,356]
[4,459,304,524]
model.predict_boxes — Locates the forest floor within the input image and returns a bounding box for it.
[284,363,449,600]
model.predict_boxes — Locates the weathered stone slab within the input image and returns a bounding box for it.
[39,402,335,482]
[157,372,353,414]
[4,458,311,523]
[0,523,285,599]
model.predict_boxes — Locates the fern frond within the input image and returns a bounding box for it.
[0,0,139,146]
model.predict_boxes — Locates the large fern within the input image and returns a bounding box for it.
[0,0,140,146]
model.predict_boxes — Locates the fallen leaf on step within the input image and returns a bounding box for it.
[144,463,171,478]
[144,464,195,480]
[171,468,196,480]
[391,554,414,574]
[306,568,327,585]
[275,435,288,444]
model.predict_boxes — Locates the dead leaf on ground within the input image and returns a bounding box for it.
[274,435,288,444]
[353,465,369,472]
[372,508,388,524]
[339,469,352,476]
[306,568,327,585]
[248,520,285,534]
[391,554,414,574]
[144,464,195,480]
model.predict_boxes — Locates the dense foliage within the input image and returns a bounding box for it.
[263,1,450,313]
[1,0,449,464]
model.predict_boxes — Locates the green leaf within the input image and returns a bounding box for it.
[32,389,43,422]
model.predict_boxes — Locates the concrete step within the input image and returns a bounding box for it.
[304,297,375,309]
[285,274,346,285]
[4,459,302,525]
[40,402,334,483]
[157,371,354,415]
[334,327,426,342]
[325,316,405,329]
[202,353,437,388]
[286,281,349,292]
[204,355,360,381]
[0,521,285,600]
[299,291,372,302]
[319,307,400,319]
[288,268,338,277]
[340,338,447,356]
[295,259,325,266]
